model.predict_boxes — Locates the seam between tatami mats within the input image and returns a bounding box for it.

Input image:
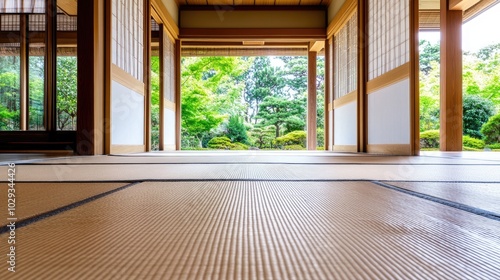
[5,179,500,184]
[371,181,500,222]
[3,179,499,236]
[0,181,142,235]
[12,162,500,166]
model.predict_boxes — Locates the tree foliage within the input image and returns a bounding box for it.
[225,115,249,144]
[420,41,500,144]
[181,57,248,147]
[481,114,500,144]
[179,55,326,149]
[56,57,78,130]
[419,40,440,75]
[256,95,306,138]
[249,126,275,149]
[243,57,284,123]
[463,94,495,138]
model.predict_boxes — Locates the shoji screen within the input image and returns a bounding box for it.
[366,0,413,155]
[333,11,358,152]
[162,27,176,150]
[110,0,145,152]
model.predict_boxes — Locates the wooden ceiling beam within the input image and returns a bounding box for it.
[57,0,78,16]
[309,40,324,52]
[449,0,481,11]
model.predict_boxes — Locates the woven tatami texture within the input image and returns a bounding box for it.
[0,182,127,227]
[20,153,499,165]
[386,181,500,214]
[5,163,500,182]
[1,181,499,279]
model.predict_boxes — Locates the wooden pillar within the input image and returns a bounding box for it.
[144,0,152,151]
[76,0,105,155]
[324,38,331,151]
[307,50,317,150]
[357,0,368,153]
[158,25,165,151]
[45,0,57,132]
[410,0,420,155]
[20,15,28,131]
[440,0,463,151]
[175,39,181,150]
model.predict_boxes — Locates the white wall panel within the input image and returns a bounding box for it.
[367,79,410,145]
[111,81,145,145]
[328,110,334,149]
[163,108,175,150]
[334,101,357,145]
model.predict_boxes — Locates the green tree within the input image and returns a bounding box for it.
[0,105,14,130]
[182,86,224,148]
[420,95,440,131]
[29,56,45,130]
[463,44,500,107]
[463,94,495,138]
[150,56,161,150]
[56,57,77,130]
[0,71,20,130]
[419,40,440,75]
[256,95,306,138]
[225,115,249,144]
[249,126,275,149]
[181,57,249,148]
[243,57,284,123]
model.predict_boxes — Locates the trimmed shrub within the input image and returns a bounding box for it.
[207,136,233,149]
[463,146,481,151]
[420,130,440,148]
[487,143,500,149]
[481,114,500,144]
[284,145,306,150]
[274,131,307,148]
[230,142,249,150]
[462,135,485,149]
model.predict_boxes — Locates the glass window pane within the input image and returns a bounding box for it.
[56,11,77,131]
[29,53,45,130]
[0,16,21,131]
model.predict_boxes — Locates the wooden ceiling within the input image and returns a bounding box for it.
[176,0,332,5]
[420,0,440,10]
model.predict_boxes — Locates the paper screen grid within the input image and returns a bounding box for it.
[111,0,144,82]
[334,12,358,100]
[163,29,175,103]
[368,0,409,80]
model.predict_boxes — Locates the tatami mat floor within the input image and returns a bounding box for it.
[0,152,499,279]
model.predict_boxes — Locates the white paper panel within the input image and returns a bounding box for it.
[111,80,145,145]
[334,101,357,145]
[163,108,176,150]
[367,79,410,145]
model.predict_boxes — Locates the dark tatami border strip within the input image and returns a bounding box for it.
[2,179,499,235]
[2,179,500,184]
[372,181,500,222]
[0,181,141,235]
[10,162,500,166]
